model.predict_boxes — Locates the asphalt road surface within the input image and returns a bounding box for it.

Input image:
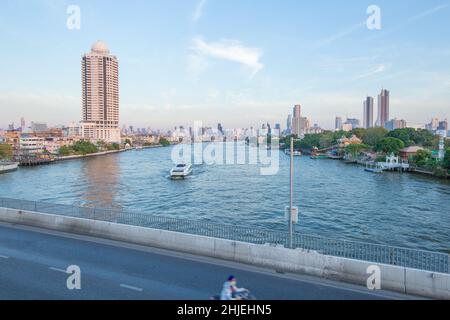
[0,223,419,300]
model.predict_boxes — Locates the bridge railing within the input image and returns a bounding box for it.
[0,197,448,274]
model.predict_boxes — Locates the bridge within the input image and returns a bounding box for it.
[0,197,449,300]
[0,223,412,300]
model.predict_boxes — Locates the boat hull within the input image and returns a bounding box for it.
[170,166,193,179]
[0,162,19,174]
[365,168,383,173]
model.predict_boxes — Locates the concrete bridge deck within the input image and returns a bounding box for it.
[0,223,419,300]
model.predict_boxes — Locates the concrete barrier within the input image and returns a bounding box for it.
[0,207,449,299]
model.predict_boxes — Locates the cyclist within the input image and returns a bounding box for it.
[220,275,247,300]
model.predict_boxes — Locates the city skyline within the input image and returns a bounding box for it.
[0,0,450,130]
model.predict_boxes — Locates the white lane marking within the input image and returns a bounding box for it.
[0,255,9,259]
[49,267,68,273]
[120,284,143,292]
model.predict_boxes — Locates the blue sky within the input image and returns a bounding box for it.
[0,0,449,130]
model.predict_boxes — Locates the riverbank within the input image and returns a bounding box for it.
[55,144,164,162]
[338,157,450,180]
[55,148,128,162]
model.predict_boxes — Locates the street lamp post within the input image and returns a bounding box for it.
[289,136,294,249]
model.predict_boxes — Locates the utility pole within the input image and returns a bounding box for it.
[289,136,294,249]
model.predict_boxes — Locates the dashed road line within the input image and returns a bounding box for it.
[120,284,143,292]
[49,267,68,273]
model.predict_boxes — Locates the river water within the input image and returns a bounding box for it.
[0,144,449,253]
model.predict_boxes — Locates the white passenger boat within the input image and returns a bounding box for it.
[364,163,383,174]
[0,162,19,174]
[285,149,302,156]
[170,164,193,179]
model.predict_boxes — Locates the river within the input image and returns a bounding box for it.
[0,143,449,253]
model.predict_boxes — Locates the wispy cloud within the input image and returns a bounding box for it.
[191,37,264,76]
[312,22,365,48]
[367,3,450,41]
[353,64,387,80]
[409,3,450,22]
[192,0,207,23]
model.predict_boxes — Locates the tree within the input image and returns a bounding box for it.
[362,127,388,146]
[412,149,432,167]
[331,130,351,143]
[350,128,366,139]
[444,148,450,170]
[387,128,415,147]
[319,132,334,148]
[375,137,405,155]
[72,141,99,155]
[414,129,435,147]
[345,143,370,159]
[106,143,120,151]
[0,143,13,160]
[159,137,170,147]
[58,146,72,156]
[296,134,321,150]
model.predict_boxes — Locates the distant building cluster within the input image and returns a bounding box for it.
[425,118,448,137]
[335,89,408,133]
[0,119,84,156]
[284,104,323,138]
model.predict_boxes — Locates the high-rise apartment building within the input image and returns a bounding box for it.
[335,117,343,131]
[80,41,120,143]
[20,117,26,131]
[377,89,389,128]
[292,105,305,136]
[286,115,292,133]
[293,105,301,118]
[363,96,374,129]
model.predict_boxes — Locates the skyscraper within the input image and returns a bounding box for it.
[335,117,342,131]
[217,123,224,135]
[377,89,389,128]
[286,115,292,133]
[363,96,374,129]
[292,105,303,136]
[80,41,120,143]
[293,105,301,118]
[20,117,26,131]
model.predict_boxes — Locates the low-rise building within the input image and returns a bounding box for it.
[20,136,45,154]
[399,146,424,161]
[385,119,407,131]
[341,123,353,132]
[4,129,21,147]
[338,135,363,147]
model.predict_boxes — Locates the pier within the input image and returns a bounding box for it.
[14,155,54,167]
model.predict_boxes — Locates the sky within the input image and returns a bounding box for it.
[0,0,450,130]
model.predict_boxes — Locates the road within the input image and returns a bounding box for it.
[0,223,419,300]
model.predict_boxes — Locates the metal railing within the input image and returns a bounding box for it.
[0,197,448,274]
